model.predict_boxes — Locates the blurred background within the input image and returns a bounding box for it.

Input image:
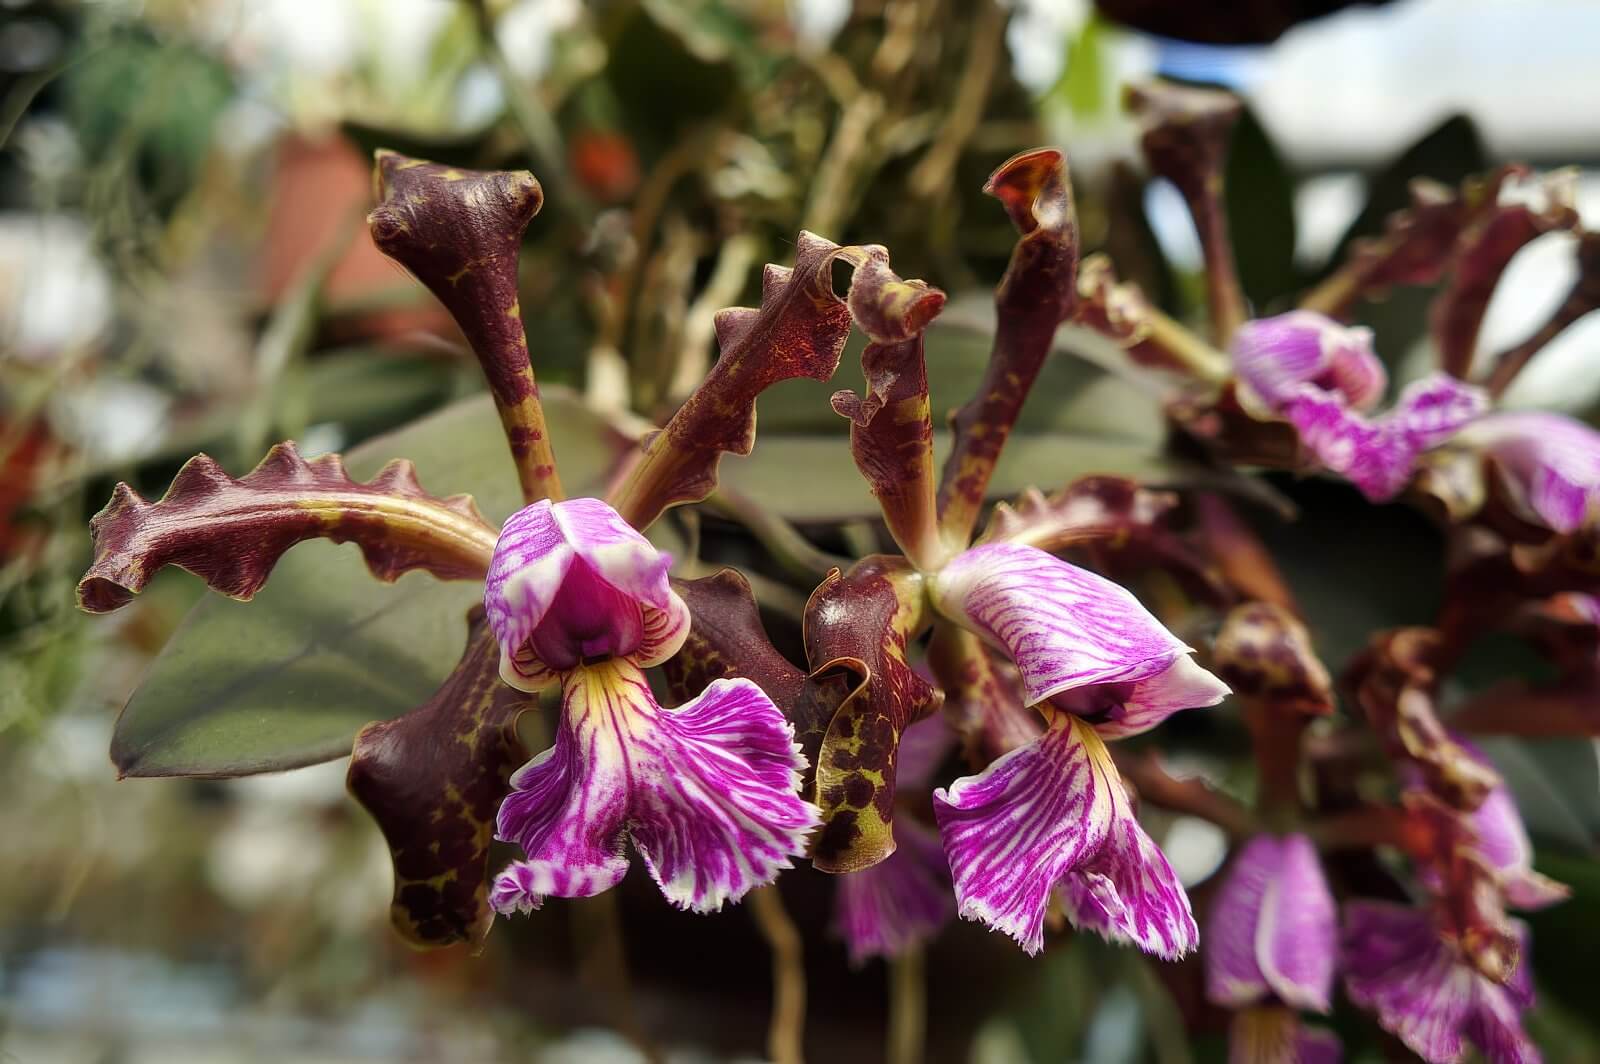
[5,0,1600,1061]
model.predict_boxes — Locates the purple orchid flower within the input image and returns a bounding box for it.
[484,498,819,914]
[1456,411,1600,533]
[1231,310,1487,501]
[1206,833,1338,1013]
[832,715,957,965]
[1411,739,1569,913]
[1342,900,1540,1064]
[926,542,1231,957]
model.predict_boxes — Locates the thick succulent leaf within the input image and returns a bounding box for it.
[660,568,807,711]
[78,441,496,614]
[368,151,563,503]
[110,391,636,779]
[346,608,532,949]
[1224,107,1299,309]
[937,148,1081,543]
[831,260,947,567]
[609,234,933,530]
[1431,170,1578,378]
[801,556,940,873]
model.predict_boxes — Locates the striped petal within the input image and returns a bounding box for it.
[1343,901,1539,1064]
[1232,310,1386,412]
[1207,834,1337,1011]
[491,658,818,914]
[1056,761,1198,961]
[1282,373,1487,502]
[932,543,1227,733]
[485,498,688,687]
[1461,412,1600,533]
[831,817,955,965]
[933,710,1196,958]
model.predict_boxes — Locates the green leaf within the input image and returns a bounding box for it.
[1224,107,1298,310]
[110,391,632,779]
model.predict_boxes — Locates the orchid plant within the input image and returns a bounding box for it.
[75,79,1600,1063]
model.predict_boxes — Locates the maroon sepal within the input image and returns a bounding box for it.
[801,557,941,873]
[661,568,807,712]
[77,441,497,614]
[346,609,533,949]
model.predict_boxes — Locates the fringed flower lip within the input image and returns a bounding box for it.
[1205,833,1338,1013]
[1230,310,1489,501]
[1456,411,1600,534]
[484,498,819,915]
[1343,901,1539,1064]
[926,542,1230,958]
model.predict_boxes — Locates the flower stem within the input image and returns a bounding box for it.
[749,885,806,1064]
[887,946,926,1064]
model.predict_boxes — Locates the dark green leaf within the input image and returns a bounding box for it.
[1224,107,1298,310]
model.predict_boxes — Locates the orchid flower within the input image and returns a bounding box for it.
[1230,310,1487,501]
[1205,833,1338,1013]
[926,542,1230,957]
[484,498,819,914]
[1343,901,1540,1064]
[1455,411,1600,534]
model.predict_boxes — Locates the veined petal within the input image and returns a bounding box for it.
[1257,834,1337,1011]
[486,498,688,685]
[1206,836,1279,1007]
[1281,373,1487,502]
[1343,901,1540,1064]
[932,711,1116,955]
[493,659,816,914]
[1461,756,1569,912]
[1066,651,1232,741]
[1232,310,1385,411]
[629,676,820,912]
[1056,755,1199,960]
[832,818,955,965]
[932,543,1218,711]
[1460,412,1600,533]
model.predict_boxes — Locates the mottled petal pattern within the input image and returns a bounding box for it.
[1461,412,1600,533]
[492,659,817,914]
[832,818,955,965]
[932,544,1227,727]
[933,712,1115,955]
[485,498,688,685]
[1343,901,1540,1064]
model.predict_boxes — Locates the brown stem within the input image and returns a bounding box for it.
[906,0,1005,201]
[1485,236,1600,396]
[749,885,807,1064]
[1112,749,1257,838]
[1307,804,1414,852]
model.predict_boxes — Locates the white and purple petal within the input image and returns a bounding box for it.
[485,498,689,686]
[832,818,955,965]
[1280,373,1488,502]
[1232,310,1386,411]
[1208,834,1337,1011]
[1459,411,1600,533]
[492,659,818,914]
[1056,776,1199,960]
[932,711,1116,955]
[931,543,1229,733]
[1342,901,1540,1064]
